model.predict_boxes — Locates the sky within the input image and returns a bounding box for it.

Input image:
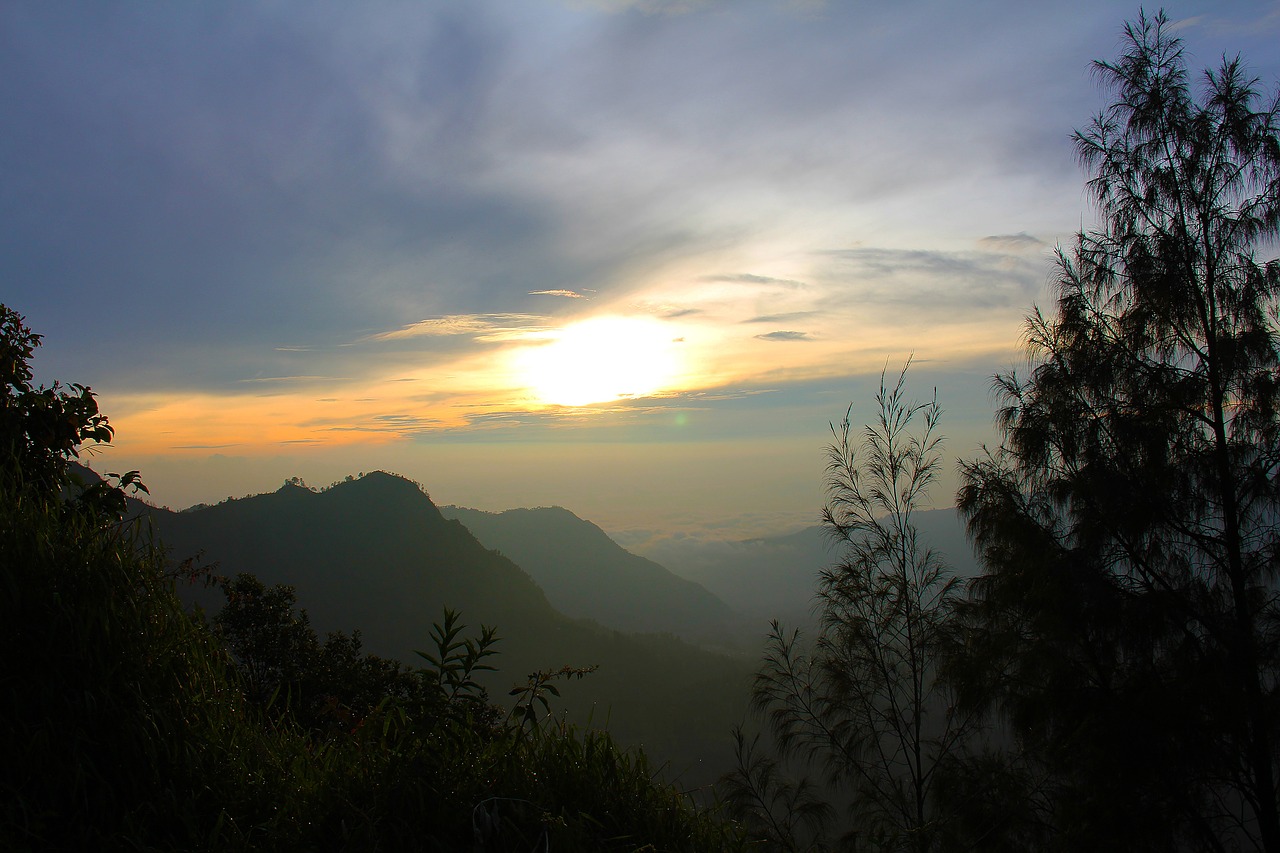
[4,0,1280,546]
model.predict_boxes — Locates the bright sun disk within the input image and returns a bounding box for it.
[515,316,684,407]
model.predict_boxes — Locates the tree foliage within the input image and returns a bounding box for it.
[729,367,974,851]
[956,11,1280,850]
[0,303,144,517]
[213,572,432,732]
[0,306,111,486]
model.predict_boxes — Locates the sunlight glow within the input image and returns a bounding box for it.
[514,316,686,407]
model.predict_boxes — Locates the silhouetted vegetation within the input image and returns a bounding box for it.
[727,367,979,850]
[732,12,1280,851]
[8,10,1279,852]
[951,11,1280,851]
[0,301,744,850]
[148,469,754,787]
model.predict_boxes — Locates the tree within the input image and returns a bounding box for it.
[0,304,112,489]
[955,11,1280,850]
[212,574,499,733]
[0,302,145,517]
[0,304,249,848]
[729,366,975,851]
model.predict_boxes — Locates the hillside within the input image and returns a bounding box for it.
[440,504,742,643]
[143,471,752,785]
[649,507,979,627]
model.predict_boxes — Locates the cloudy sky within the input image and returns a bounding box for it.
[5,0,1279,543]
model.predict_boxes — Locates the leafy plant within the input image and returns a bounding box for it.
[414,606,499,705]
[729,365,974,851]
[508,664,600,731]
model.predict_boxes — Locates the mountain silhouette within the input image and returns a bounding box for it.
[157,472,557,654]
[134,470,750,784]
[439,504,741,642]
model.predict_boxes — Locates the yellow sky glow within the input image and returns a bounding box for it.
[510,315,689,407]
[105,300,1026,459]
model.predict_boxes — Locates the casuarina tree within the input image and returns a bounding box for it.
[955,11,1280,851]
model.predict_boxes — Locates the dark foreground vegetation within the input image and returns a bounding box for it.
[0,304,744,851]
[5,9,1278,852]
[727,11,1280,852]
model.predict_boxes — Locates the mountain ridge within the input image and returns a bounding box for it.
[129,469,750,785]
[439,503,742,643]
[639,507,979,626]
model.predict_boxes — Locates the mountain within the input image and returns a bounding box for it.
[651,508,980,628]
[439,504,741,643]
[138,471,751,785]
[156,473,558,656]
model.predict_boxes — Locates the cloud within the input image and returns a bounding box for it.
[569,0,717,15]
[978,233,1046,252]
[673,388,777,402]
[755,330,813,342]
[1167,14,1206,33]
[701,273,808,289]
[1198,6,1280,36]
[365,314,549,342]
[528,289,590,298]
[633,302,703,319]
[237,375,344,384]
[13,0,1278,454]
[743,311,818,324]
[814,246,1048,313]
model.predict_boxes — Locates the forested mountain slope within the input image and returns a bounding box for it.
[145,471,751,784]
[440,504,741,642]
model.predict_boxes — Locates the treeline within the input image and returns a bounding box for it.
[0,305,743,851]
[726,13,1280,852]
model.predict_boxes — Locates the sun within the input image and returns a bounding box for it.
[515,316,685,407]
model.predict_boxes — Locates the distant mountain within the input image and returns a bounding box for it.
[439,505,741,643]
[155,473,558,655]
[653,508,980,628]
[137,471,751,785]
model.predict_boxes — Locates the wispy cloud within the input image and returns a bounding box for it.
[366,314,549,342]
[978,233,1046,253]
[755,330,813,342]
[635,302,702,319]
[1167,14,1207,33]
[667,388,777,402]
[701,273,808,289]
[743,311,818,324]
[528,289,590,298]
[571,0,716,15]
[1198,6,1280,36]
[815,246,1047,312]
